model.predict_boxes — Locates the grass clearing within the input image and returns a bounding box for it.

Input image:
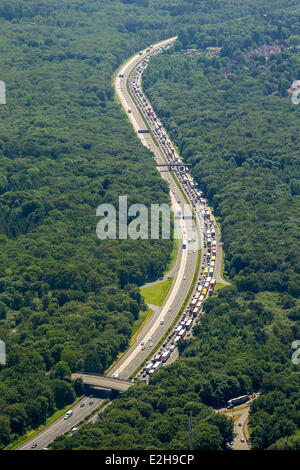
[141,277,173,307]
[215,283,226,292]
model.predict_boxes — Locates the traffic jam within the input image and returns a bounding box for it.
[125,45,219,383]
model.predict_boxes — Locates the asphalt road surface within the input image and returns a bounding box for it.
[17,396,104,450]
[17,37,199,451]
[17,36,228,450]
[109,38,200,380]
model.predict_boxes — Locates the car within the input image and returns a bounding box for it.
[89,401,94,405]
[241,438,245,443]
[183,276,186,280]
[238,423,242,427]
[141,342,144,346]
[177,200,181,203]
[80,403,85,408]
[31,444,37,449]
[149,337,152,341]
[141,346,145,350]
[149,343,153,347]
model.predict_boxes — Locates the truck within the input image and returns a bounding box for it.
[64,410,73,420]
[179,328,186,338]
[174,335,181,344]
[227,395,249,409]
[192,307,199,317]
[153,361,162,372]
[71,427,79,435]
[145,362,154,374]
[185,319,193,330]
[162,350,170,362]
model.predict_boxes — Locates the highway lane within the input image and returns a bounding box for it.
[18,396,104,450]
[109,38,200,379]
[17,37,199,450]
[17,36,224,449]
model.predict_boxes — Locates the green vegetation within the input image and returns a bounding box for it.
[130,307,153,342]
[51,0,299,451]
[141,278,173,307]
[1,0,300,451]
[0,0,180,448]
[5,396,83,450]
[164,237,178,274]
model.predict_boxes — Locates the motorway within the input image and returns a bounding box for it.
[17,36,228,450]
[17,37,199,451]
[108,37,200,380]
[17,396,105,450]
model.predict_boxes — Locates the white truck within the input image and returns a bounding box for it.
[162,350,170,362]
[64,410,73,420]
[153,361,162,372]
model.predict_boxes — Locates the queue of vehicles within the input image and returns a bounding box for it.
[126,44,220,381]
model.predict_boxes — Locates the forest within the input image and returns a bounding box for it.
[0,0,299,450]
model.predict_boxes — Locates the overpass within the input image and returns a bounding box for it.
[72,373,134,392]
[156,163,192,167]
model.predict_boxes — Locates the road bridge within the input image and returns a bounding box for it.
[72,373,133,392]
[156,163,192,167]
